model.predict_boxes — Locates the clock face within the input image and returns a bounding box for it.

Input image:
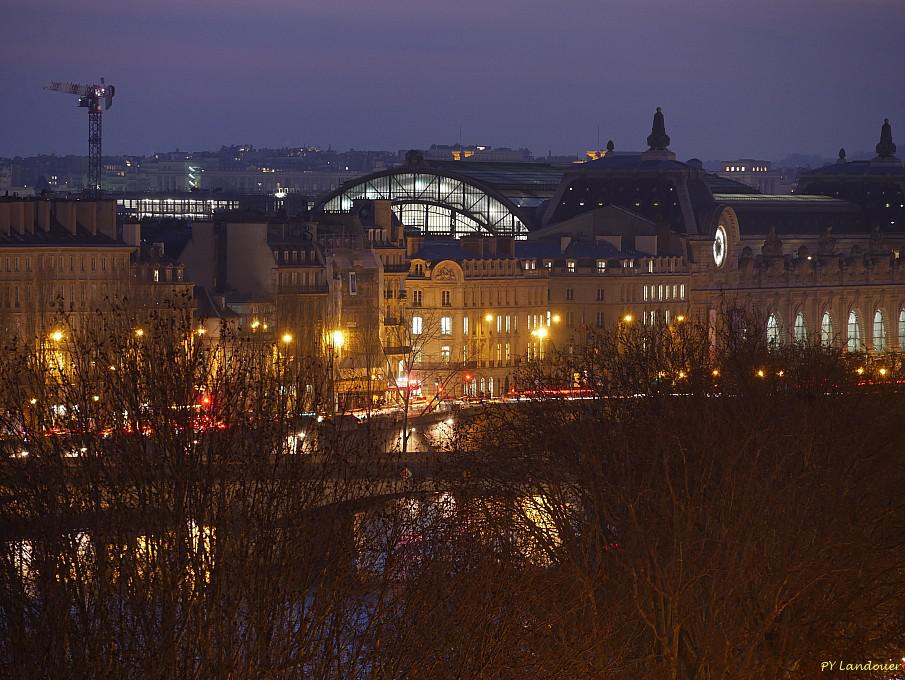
[713,225,727,267]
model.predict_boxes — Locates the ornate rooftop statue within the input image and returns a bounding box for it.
[646,107,671,150]
[818,227,837,256]
[762,228,783,257]
[875,119,896,158]
[606,139,615,153]
[837,147,847,163]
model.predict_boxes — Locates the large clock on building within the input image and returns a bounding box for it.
[713,225,727,267]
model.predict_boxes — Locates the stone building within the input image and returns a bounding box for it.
[0,197,191,341]
[316,110,905,399]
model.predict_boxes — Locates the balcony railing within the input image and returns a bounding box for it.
[383,263,410,273]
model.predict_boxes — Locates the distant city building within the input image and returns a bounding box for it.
[419,145,534,163]
[116,194,241,221]
[717,159,794,194]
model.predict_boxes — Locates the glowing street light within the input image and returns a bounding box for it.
[755,369,765,378]
[855,366,865,376]
[134,328,144,338]
[532,327,549,339]
[675,314,686,323]
[622,313,634,323]
[879,367,888,377]
[281,333,294,344]
[196,327,207,336]
[711,368,720,378]
[250,319,261,330]
[49,329,64,342]
[484,313,494,322]
[552,314,561,324]
[331,329,346,349]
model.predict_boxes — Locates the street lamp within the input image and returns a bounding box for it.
[329,329,347,415]
[531,326,548,361]
[281,332,294,345]
[484,313,494,323]
[49,329,64,343]
[134,328,144,338]
[622,313,634,324]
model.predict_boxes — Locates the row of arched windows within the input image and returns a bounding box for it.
[766,309,905,352]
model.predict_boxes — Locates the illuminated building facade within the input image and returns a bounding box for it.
[0,197,192,345]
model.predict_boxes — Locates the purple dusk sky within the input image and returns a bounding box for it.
[1,0,904,161]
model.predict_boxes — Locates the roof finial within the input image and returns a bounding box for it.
[875,118,896,158]
[606,139,615,153]
[837,147,846,163]
[647,107,670,150]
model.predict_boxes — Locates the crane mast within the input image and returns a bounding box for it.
[44,79,116,197]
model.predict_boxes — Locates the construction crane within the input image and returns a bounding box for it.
[44,78,116,197]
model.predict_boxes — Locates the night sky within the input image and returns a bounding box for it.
[2,0,904,160]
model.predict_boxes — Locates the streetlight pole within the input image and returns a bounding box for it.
[329,329,346,416]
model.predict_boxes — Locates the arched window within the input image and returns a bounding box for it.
[899,309,905,350]
[873,309,887,352]
[820,312,833,346]
[793,312,807,343]
[847,310,862,352]
[766,313,781,348]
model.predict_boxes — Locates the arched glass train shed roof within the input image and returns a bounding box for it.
[317,160,567,238]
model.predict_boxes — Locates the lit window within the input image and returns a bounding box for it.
[647,260,654,273]
[596,260,606,273]
[567,260,575,273]
[793,312,807,343]
[440,345,451,363]
[442,290,451,307]
[766,313,781,347]
[899,309,905,349]
[847,310,861,352]
[412,316,423,336]
[873,309,887,352]
[412,290,422,306]
[821,312,833,346]
[463,317,469,335]
[441,316,452,336]
[153,269,159,283]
